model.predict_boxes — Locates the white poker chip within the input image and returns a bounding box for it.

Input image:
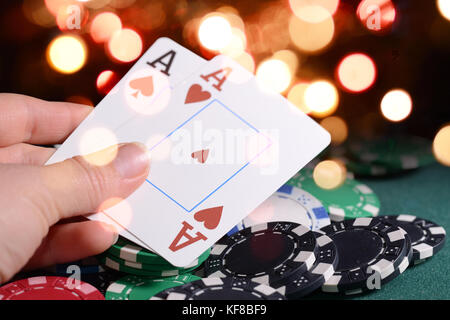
[233,184,330,233]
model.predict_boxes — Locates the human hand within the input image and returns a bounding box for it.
[0,93,150,283]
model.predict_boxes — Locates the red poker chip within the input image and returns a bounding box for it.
[0,276,105,300]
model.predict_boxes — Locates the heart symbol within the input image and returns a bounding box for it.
[129,76,154,98]
[191,149,209,164]
[185,84,211,104]
[194,206,223,230]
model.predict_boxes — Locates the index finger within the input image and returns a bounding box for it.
[0,93,93,147]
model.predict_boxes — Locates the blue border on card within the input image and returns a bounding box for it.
[145,99,272,212]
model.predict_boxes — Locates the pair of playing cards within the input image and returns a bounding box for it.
[46,38,330,267]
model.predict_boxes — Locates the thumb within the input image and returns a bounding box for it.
[40,142,150,224]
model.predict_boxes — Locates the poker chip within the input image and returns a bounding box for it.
[241,184,330,231]
[106,237,209,266]
[80,269,125,296]
[344,225,414,295]
[321,218,408,293]
[347,135,434,170]
[151,277,285,300]
[0,276,104,300]
[288,168,380,221]
[102,247,210,271]
[205,222,318,287]
[272,231,338,299]
[378,215,446,262]
[105,274,201,300]
[99,254,199,277]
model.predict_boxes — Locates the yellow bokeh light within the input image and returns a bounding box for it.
[288,82,311,114]
[220,27,247,57]
[198,14,232,51]
[289,6,335,53]
[289,0,340,20]
[108,28,143,63]
[233,52,255,73]
[273,50,299,74]
[437,0,450,21]
[304,80,339,117]
[256,59,292,93]
[320,116,348,145]
[380,89,412,122]
[313,160,347,189]
[80,127,118,166]
[433,125,450,166]
[90,12,122,43]
[46,35,87,74]
[337,53,377,92]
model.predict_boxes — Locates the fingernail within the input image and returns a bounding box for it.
[112,233,119,245]
[113,142,150,179]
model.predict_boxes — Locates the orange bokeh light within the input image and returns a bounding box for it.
[90,12,122,43]
[96,70,118,95]
[337,53,377,92]
[108,28,143,63]
[357,0,396,33]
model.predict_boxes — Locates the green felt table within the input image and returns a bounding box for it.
[305,163,450,300]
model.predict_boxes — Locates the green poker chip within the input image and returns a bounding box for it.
[106,238,172,265]
[287,168,380,221]
[105,237,211,267]
[101,247,210,271]
[99,254,201,277]
[347,135,434,170]
[105,274,201,300]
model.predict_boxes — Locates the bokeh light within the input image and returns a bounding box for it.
[337,53,377,92]
[96,70,118,95]
[56,2,88,31]
[289,0,340,20]
[45,0,70,16]
[357,0,396,33]
[304,80,339,117]
[108,28,143,63]
[22,0,55,28]
[256,59,292,93]
[46,35,87,74]
[313,160,347,189]
[233,52,256,73]
[380,89,412,122]
[198,14,232,51]
[84,0,111,9]
[289,6,335,53]
[288,82,311,114]
[320,116,348,145]
[433,125,450,166]
[437,0,450,21]
[220,27,247,57]
[79,127,118,166]
[90,12,122,43]
[273,50,299,75]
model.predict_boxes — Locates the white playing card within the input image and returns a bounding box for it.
[101,54,331,266]
[46,37,206,250]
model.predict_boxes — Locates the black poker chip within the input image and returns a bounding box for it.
[150,277,285,300]
[272,231,339,299]
[204,222,318,286]
[378,215,446,263]
[321,217,409,293]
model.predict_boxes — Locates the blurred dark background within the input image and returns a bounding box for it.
[0,0,449,141]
